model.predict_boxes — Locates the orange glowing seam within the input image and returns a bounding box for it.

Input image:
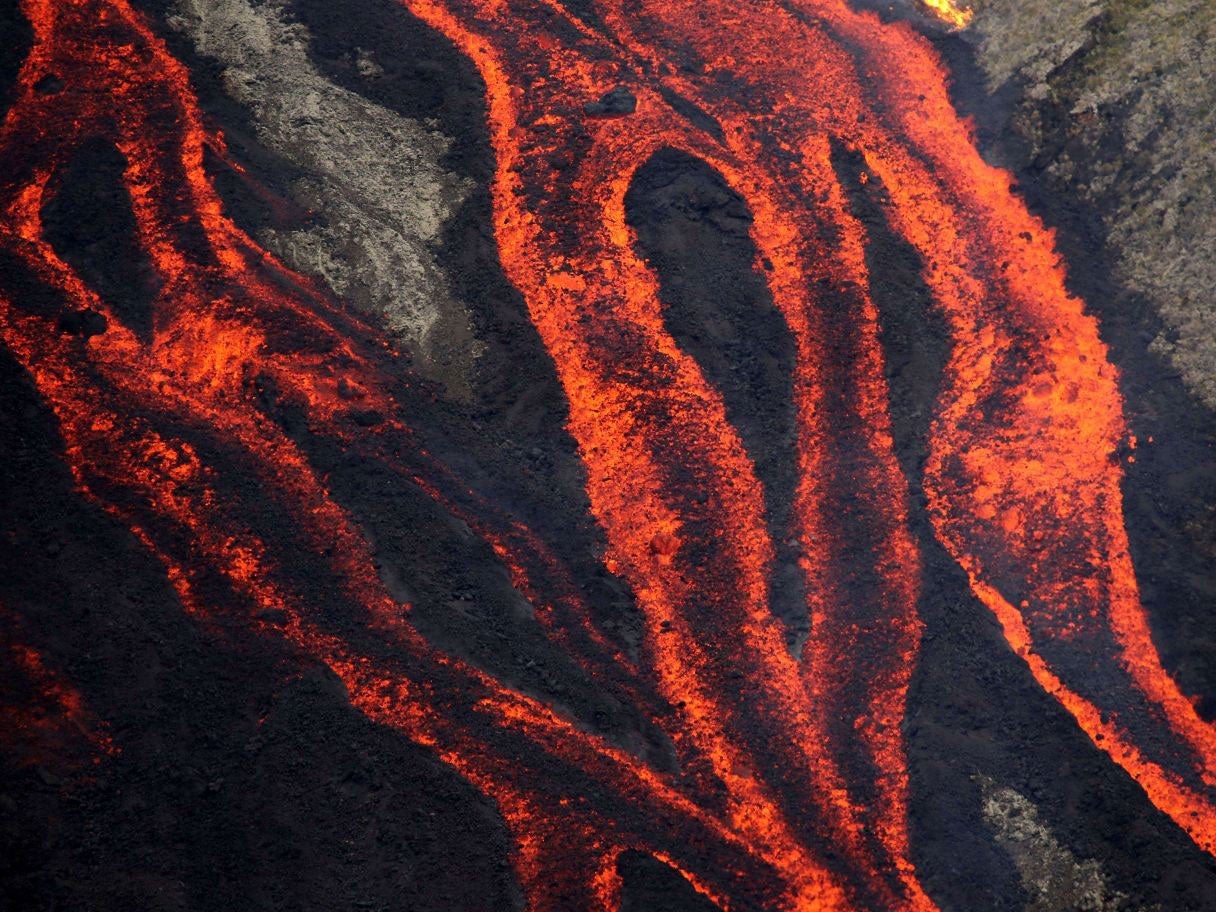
[0,1,857,906]
[602,0,1216,862]
[1,637,118,764]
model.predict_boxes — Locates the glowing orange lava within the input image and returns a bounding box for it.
[919,0,971,29]
[1,0,1213,909]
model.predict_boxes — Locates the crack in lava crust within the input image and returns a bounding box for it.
[1,0,1214,909]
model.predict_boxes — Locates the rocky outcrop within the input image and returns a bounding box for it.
[167,0,478,394]
[978,777,1132,912]
[968,0,1216,410]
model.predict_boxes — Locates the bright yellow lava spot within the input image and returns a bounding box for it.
[921,0,972,28]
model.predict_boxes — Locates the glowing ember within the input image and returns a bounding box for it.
[1,0,1211,908]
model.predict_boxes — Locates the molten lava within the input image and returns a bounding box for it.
[2,0,1214,909]
[918,0,971,29]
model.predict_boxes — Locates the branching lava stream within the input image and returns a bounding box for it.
[1,0,1213,909]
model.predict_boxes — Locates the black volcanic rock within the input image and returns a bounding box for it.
[584,86,637,117]
[57,307,107,338]
[33,73,63,94]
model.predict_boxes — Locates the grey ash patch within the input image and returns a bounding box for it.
[978,776,1144,912]
[167,0,478,395]
[967,0,1216,412]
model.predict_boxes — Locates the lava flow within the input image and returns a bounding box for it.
[1,0,1214,909]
